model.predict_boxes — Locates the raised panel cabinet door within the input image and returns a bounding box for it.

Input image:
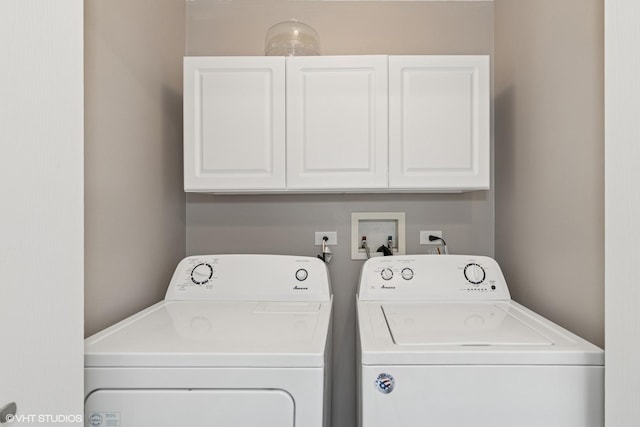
[286,56,389,190]
[389,56,490,191]
[184,57,286,191]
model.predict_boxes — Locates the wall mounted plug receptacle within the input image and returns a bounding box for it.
[315,231,337,246]
[420,230,443,245]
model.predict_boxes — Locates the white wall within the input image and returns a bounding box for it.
[605,0,640,424]
[0,0,84,419]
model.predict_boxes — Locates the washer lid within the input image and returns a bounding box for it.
[357,300,604,366]
[85,299,332,368]
[382,303,552,346]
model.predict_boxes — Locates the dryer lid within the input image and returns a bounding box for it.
[381,303,553,346]
[85,300,332,368]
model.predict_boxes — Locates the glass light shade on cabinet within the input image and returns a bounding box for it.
[265,19,320,56]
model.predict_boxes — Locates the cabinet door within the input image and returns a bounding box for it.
[389,56,490,190]
[286,56,388,190]
[184,57,286,191]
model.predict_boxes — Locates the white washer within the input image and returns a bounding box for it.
[85,254,332,427]
[356,254,603,427]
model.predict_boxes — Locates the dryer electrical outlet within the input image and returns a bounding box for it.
[314,232,337,246]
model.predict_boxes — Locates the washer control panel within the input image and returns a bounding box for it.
[165,254,331,301]
[357,254,510,301]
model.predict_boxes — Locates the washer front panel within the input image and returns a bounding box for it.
[359,364,604,427]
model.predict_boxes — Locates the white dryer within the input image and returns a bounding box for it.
[85,254,332,427]
[356,254,603,427]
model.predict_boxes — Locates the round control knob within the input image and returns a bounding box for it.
[380,268,394,281]
[191,262,213,285]
[401,267,414,280]
[295,268,308,281]
[464,263,486,285]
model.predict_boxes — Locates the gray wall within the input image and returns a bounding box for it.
[494,0,604,347]
[186,2,494,427]
[84,0,187,336]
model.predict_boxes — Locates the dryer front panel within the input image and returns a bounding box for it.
[85,389,294,427]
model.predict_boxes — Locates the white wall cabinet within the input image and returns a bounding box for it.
[389,56,490,190]
[286,55,389,189]
[184,55,489,193]
[184,57,286,191]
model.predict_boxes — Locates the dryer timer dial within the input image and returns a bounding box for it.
[401,267,414,280]
[380,268,394,281]
[191,262,213,285]
[295,268,309,281]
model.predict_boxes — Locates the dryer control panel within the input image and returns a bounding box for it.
[165,254,331,301]
[357,255,510,301]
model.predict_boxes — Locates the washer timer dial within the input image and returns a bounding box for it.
[464,263,486,285]
[191,262,213,285]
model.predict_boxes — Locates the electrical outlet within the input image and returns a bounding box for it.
[419,230,443,245]
[315,231,337,246]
